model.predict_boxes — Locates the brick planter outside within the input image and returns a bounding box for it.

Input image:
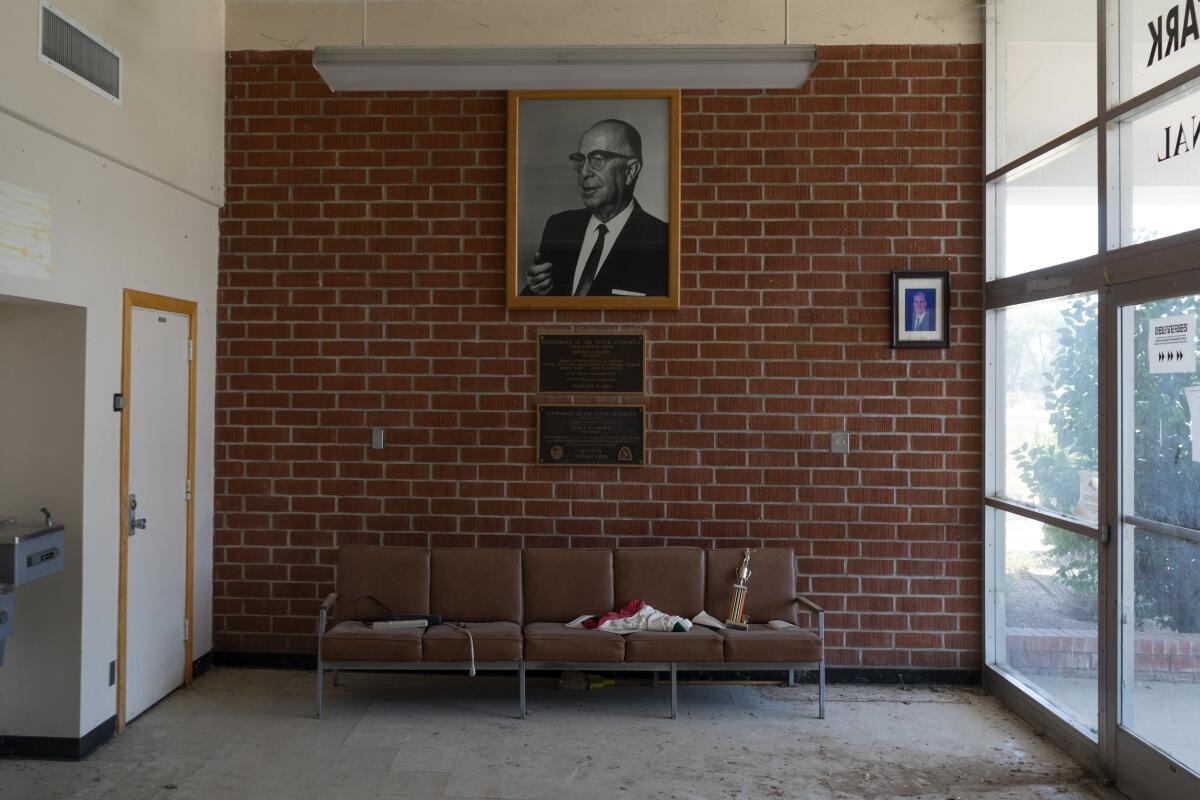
[1006,627,1200,682]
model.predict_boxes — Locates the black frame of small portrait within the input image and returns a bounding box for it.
[891,271,951,349]
[506,89,681,310]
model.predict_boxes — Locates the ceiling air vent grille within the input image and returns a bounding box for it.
[39,2,121,103]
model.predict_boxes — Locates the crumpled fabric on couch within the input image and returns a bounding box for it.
[576,599,693,633]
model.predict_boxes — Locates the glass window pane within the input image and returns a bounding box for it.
[1122,527,1200,772]
[999,292,1099,518]
[1119,292,1200,773]
[996,134,1098,278]
[1119,86,1200,247]
[1126,293,1200,529]
[997,510,1099,733]
[995,0,1097,165]
[1121,0,1200,101]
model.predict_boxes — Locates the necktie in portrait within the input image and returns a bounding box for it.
[574,224,608,296]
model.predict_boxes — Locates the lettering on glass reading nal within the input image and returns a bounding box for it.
[1157,114,1200,162]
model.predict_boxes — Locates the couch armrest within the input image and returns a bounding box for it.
[321,592,337,614]
[795,594,823,615]
[318,592,337,636]
[795,594,825,646]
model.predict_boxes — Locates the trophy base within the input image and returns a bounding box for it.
[725,621,750,631]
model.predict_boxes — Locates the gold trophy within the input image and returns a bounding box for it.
[725,548,752,631]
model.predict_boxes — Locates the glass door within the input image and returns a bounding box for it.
[1113,279,1200,799]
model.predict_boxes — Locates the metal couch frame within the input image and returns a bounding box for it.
[316,593,825,721]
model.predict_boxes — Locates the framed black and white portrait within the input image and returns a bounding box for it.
[506,90,681,310]
[891,271,950,348]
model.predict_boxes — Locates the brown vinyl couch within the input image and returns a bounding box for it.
[316,546,825,720]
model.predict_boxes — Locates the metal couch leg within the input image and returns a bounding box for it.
[315,595,334,720]
[315,655,323,719]
[818,607,826,719]
[332,669,339,687]
[670,663,677,720]
[787,669,795,687]
[818,660,826,720]
[518,662,526,719]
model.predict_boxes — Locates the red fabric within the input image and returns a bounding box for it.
[583,599,644,629]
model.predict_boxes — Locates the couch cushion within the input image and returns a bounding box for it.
[720,625,821,663]
[624,627,724,662]
[431,548,523,624]
[523,623,625,662]
[322,621,423,662]
[334,547,429,623]
[422,621,522,662]
[523,549,613,623]
[704,549,798,625]
[614,548,705,618]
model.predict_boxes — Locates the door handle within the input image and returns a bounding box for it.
[128,494,147,536]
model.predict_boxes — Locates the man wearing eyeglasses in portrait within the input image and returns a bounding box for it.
[522,119,669,297]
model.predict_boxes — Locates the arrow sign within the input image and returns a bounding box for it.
[1149,314,1196,375]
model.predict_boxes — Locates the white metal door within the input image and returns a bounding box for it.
[125,307,190,721]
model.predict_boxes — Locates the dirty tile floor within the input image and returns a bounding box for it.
[0,668,1118,799]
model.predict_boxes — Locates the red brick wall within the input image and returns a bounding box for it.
[217,45,984,670]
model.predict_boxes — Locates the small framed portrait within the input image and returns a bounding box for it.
[891,271,950,348]
[506,89,681,310]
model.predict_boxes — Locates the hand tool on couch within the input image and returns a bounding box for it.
[352,595,443,627]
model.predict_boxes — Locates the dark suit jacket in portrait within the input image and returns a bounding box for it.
[525,202,669,297]
[907,311,935,332]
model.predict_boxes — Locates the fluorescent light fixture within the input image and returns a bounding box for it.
[313,45,817,91]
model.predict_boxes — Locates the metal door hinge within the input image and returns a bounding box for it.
[186,340,193,361]
[1100,522,1110,545]
[184,618,189,642]
[185,479,191,502]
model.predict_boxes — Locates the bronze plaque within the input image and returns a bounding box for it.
[537,332,645,395]
[537,405,645,466]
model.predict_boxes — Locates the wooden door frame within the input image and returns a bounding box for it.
[118,289,197,732]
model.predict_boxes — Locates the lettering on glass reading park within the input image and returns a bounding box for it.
[1146,0,1200,67]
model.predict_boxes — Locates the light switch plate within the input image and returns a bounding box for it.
[830,431,850,453]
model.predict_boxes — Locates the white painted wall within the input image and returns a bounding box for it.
[226,0,982,49]
[0,1,223,740]
[0,300,86,738]
[0,111,219,739]
[0,0,225,206]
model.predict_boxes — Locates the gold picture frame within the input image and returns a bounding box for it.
[506,89,681,310]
